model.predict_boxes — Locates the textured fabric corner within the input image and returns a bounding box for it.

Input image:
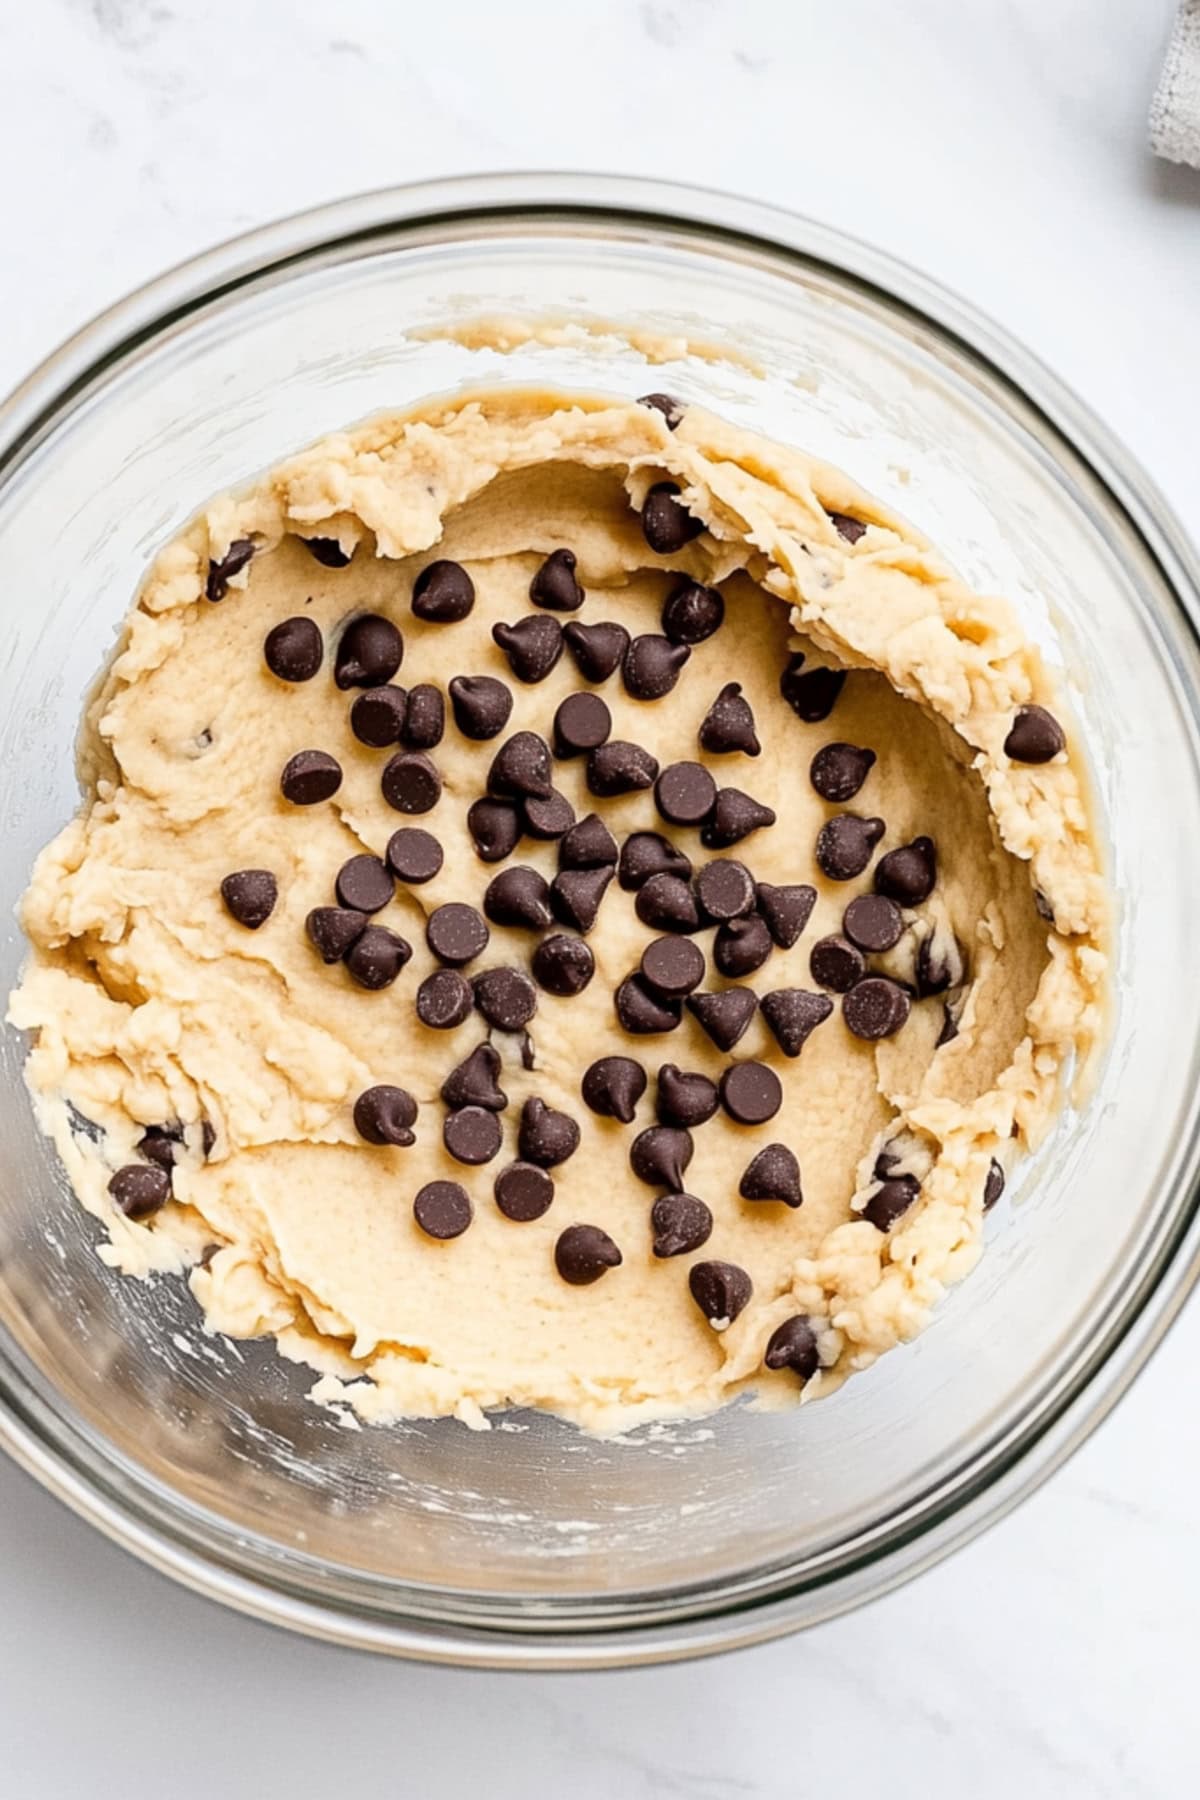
[1150,1,1200,167]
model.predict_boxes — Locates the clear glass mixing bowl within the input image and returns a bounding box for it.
[1,174,1199,1668]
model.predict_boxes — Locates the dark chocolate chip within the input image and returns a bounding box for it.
[467,797,522,862]
[492,615,564,683]
[306,906,367,962]
[484,866,553,930]
[588,739,660,797]
[413,1181,473,1239]
[656,1063,719,1128]
[714,914,773,978]
[523,789,576,840]
[844,894,903,953]
[816,813,885,881]
[686,987,758,1051]
[699,682,760,756]
[843,977,912,1040]
[781,657,847,723]
[205,538,254,602]
[916,930,965,998]
[655,761,717,828]
[281,749,342,805]
[641,935,706,998]
[630,1124,693,1188]
[984,1159,1006,1211]
[1004,704,1066,764]
[1034,889,1055,924]
[623,633,690,700]
[689,1260,752,1329]
[449,675,513,740]
[618,831,691,890]
[386,827,443,884]
[563,620,630,683]
[720,1061,782,1124]
[559,813,618,870]
[443,1105,502,1166]
[264,616,323,682]
[412,560,475,623]
[863,1174,920,1231]
[661,579,724,645]
[650,1192,713,1258]
[353,1085,417,1147]
[809,934,866,993]
[401,683,444,750]
[334,614,403,689]
[761,987,834,1055]
[381,751,441,814]
[351,685,408,747]
[638,392,685,429]
[343,925,411,989]
[109,1164,170,1220]
[641,481,704,554]
[702,789,777,849]
[441,1042,507,1112]
[553,692,611,758]
[531,932,595,996]
[615,974,683,1034]
[335,854,394,915]
[555,1223,622,1285]
[530,548,584,612]
[696,858,756,922]
[764,1315,820,1380]
[519,1097,581,1168]
[220,869,277,929]
[827,510,867,544]
[582,1055,647,1123]
[810,741,876,803]
[473,965,538,1032]
[494,1162,555,1222]
[550,865,613,934]
[138,1123,182,1170]
[304,536,353,568]
[635,872,701,934]
[937,1002,960,1047]
[740,1143,803,1207]
[874,836,936,905]
[66,1104,104,1145]
[416,968,474,1030]
[488,730,553,801]
[427,903,489,967]
[755,882,816,949]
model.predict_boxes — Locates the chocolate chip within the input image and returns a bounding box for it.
[1034,889,1055,924]
[656,1064,719,1128]
[936,1002,960,1046]
[414,1181,473,1239]
[761,987,834,1055]
[205,538,254,601]
[816,813,885,881]
[559,813,618,870]
[764,1315,820,1379]
[220,869,277,929]
[844,894,903,953]
[401,683,445,750]
[623,633,690,700]
[650,1192,713,1258]
[809,934,866,993]
[755,882,816,949]
[381,751,441,814]
[334,614,403,689]
[427,903,489,966]
[555,1223,622,1285]
[984,1159,1005,1210]
[641,936,705,998]
[874,836,936,905]
[563,620,630,683]
[549,865,613,934]
[441,1042,507,1112]
[863,1174,920,1230]
[582,1055,647,1122]
[689,1260,752,1330]
[740,1143,802,1207]
[449,675,513,740]
[484,866,553,930]
[810,741,876,803]
[630,1124,693,1188]
[344,925,411,989]
[655,761,717,828]
[714,915,773,977]
[515,1097,580,1169]
[635,873,701,934]
[661,579,724,645]
[699,682,760,756]
[386,827,443,884]
[719,1061,782,1124]
[353,1085,417,1147]
[638,392,685,429]
[443,1105,503,1166]
[641,482,704,554]
[467,796,522,862]
[530,548,585,611]
[494,1162,555,1222]
[696,859,755,922]
[412,560,475,623]
[264,617,323,682]
[702,789,776,849]
[843,977,912,1040]
[1005,704,1066,764]
[827,510,867,544]
[473,965,538,1032]
[686,987,758,1051]
[531,933,595,996]
[306,906,367,962]
[488,731,553,800]
[553,692,611,758]
[335,854,394,914]
[618,831,692,890]
[281,749,342,805]
[781,657,847,723]
[416,968,474,1029]
[304,536,353,568]
[916,929,965,998]
[138,1123,181,1170]
[351,685,408,747]
[523,789,576,840]
[588,740,660,797]
[492,615,564,683]
[109,1164,170,1219]
[615,974,683,1034]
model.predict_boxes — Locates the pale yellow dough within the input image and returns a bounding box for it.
[8,389,1108,1433]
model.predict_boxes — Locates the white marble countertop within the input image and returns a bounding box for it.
[2,1,1198,1793]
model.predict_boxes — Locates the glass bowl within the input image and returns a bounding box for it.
[1,174,1198,1669]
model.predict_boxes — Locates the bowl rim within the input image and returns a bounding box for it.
[2,170,1199,1669]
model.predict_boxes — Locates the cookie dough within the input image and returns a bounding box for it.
[8,388,1108,1433]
